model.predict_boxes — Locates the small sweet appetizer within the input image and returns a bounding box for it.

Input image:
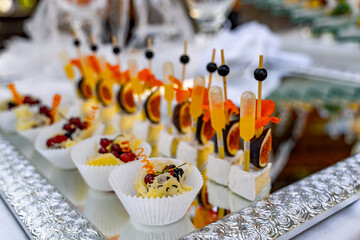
[86,135,139,166]
[108,157,203,225]
[0,83,41,111]
[15,94,64,131]
[135,161,193,198]
[46,112,98,149]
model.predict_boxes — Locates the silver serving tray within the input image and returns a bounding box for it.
[0,131,360,239]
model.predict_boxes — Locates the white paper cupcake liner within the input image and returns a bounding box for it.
[18,120,65,143]
[108,158,203,226]
[83,189,128,236]
[119,215,195,240]
[71,135,152,191]
[0,109,17,133]
[35,123,105,169]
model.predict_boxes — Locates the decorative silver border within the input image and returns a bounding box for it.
[182,154,360,239]
[1,131,360,239]
[0,134,107,240]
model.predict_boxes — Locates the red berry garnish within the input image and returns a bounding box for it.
[111,143,121,152]
[98,147,108,154]
[163,165,176,175]
[119,152,137,163]
[23,96,32,104]
[111,150,120,158]
[100,138,112,148]
[63,123,74,131]
[69,117,81,126]
[79,121,89,130]
[39,106,50,115]
[144,174,155,184]
[46,135,67,148]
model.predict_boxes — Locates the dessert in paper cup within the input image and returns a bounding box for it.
[108,158,203,226]
[71,134,152,191]
[35,116,104,169]
[0,83,42,132]
[14,94,69,142]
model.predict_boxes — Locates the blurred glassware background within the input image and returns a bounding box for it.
[0,0,38,49]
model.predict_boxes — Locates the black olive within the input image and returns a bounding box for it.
[73,39,80,47]
[145,50,154,59]
[91,44,98,52]
[113,46,121,54]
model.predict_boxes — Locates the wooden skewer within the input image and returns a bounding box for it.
[147,37,152,72]
[181,41,188,82]
[221,49,227,102]
[72,29,83,64]
[208,49,216,89]
[257,55,263,121]
[111,35,121,73]
[90,34,96,49]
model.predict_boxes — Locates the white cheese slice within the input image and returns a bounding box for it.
[207,150,243,186]
[228,163,271,201]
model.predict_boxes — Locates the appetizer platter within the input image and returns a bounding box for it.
[1,33,360,240]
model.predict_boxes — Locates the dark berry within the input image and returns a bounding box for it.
[39,106,50,115]
[163,165,176,175]
[254,68,267,81]
[113,46,121,54]
[79,121,89,130]
[119,152,137,163]
[100,138,112,148]
[7,102,16,109]
[111,144,121,152]
[91,44,98,52]
[173,167,184,181]
[30,99,40,105]
[99,147,108,154]
[206,62,217,73]
[217,65,230,77]
[144,174,155,184]
[111,150,120,158]
[23,96,32,104]
[145,50,154,59]
[180,55,189,64]
[74,39,80,47]
[63,123,74,131]
[65,129,75,139]
[69,117,81,126]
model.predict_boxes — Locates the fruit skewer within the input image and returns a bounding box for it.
[180,41,189,82]
[240,91,256,172]
[111,35,121,72]
[209,86,226,159]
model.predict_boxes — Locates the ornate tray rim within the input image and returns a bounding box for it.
[1,133,360,239]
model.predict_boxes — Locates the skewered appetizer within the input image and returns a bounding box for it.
[228,56,280,201]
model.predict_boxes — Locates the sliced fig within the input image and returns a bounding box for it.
[144,88,161,124]
[117,82,136,114]
[173,101,191,134]
[223,120,240,156]
[250,128,272,168]
[196,115,215,145]
[77,78,93,99]
[96,79,113,106]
